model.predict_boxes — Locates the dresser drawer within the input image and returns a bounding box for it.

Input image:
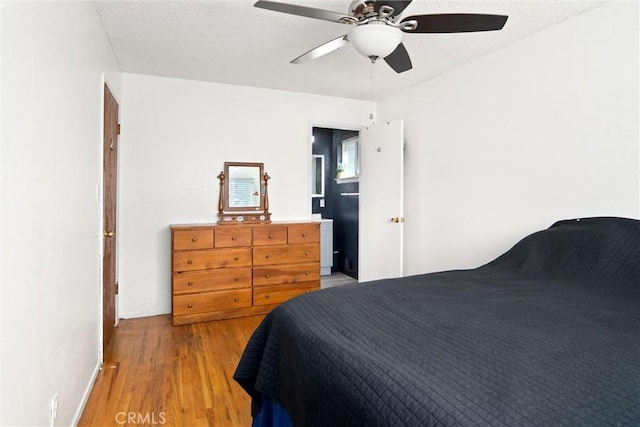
[253,282,319,306]
[253,243,320,266]
[173,248,252,272]
[253,226,287,246]
[253,262,320,286]
[214,227,252,248]
[287,224,320,244]
[173,229,214,250]
[173,267,251,294]
[173,288,252,315]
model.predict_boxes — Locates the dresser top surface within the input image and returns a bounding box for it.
[171,220,318,230]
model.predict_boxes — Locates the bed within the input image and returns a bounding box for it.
[234,217,640,426]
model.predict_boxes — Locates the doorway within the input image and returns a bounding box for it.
[311,126,359,280]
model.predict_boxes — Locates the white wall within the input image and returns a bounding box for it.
[118,74,371,318]
[0,2,121,426]
[379,1,639,275]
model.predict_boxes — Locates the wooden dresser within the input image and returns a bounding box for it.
[171,221,320,325]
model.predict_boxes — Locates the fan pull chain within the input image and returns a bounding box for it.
[369,59,376,125]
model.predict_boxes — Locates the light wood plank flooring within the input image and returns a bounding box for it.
[80,278,355,426]
[79,315,263,427]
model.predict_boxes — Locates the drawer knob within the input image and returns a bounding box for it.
[191,237,197,242]
[268,234,273,238]
[232,236,237,241]
[265,274,270,278]
[302,233,307,237]
[265,294,271,299]
[305,290,310,293]
[305,271,310,275]
[305,251,310,255]
[187,281,194,286]
[265,254,271,259]
[187,304,193,308]
[234,297,240,302]
[234,277,240,282]
[187,259,193,264]
[234,257,240,261]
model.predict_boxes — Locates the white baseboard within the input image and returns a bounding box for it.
[119,308,171,319]
[71,360,102,427]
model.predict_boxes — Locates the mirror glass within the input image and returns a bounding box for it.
[311,155,324,197]
[228,165,261,208]
[223,162,264,212]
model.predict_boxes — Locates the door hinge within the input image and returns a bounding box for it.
[117,124,121,135]
[115,282,119,295]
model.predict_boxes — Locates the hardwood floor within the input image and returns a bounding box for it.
[79,314,263,427]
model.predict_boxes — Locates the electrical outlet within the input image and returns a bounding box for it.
[50,393,59,426]
[320,199,325,208]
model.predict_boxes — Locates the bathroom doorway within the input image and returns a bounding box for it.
[311,126,360,280]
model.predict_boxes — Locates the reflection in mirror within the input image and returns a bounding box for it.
[311,155,324,198]
[229,166,261,208]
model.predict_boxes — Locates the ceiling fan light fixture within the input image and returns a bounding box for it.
[348,24,402,59]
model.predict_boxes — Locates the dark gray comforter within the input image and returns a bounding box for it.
[235,217,640,426]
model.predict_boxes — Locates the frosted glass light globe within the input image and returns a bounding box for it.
[348,24,403,58]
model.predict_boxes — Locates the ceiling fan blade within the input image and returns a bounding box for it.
[401,13,508,33]
[384,43,412,73]
[254,1,351,24]
[374,1,413,17]
[291,35,349,64]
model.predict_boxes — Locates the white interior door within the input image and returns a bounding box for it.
[359,119,404,282]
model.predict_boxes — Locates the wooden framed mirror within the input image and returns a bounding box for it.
[217,162,271,224]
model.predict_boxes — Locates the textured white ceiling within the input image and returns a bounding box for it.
[94,0,606,101]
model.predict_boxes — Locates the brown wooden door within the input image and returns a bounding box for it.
[103,84,119,357]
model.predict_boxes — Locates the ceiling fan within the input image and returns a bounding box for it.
[254,0,508,73]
